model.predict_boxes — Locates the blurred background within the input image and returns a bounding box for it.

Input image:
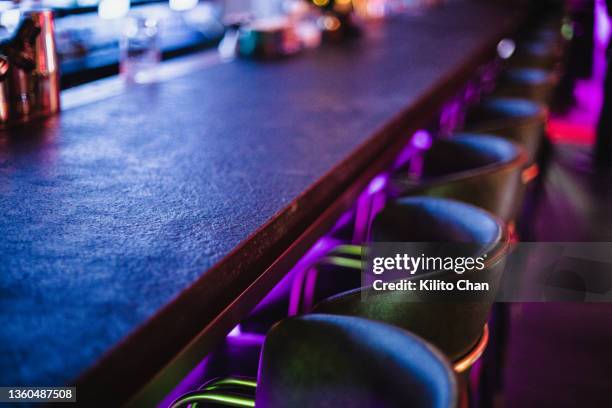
[0,0,231,87]
[0,0,453,88]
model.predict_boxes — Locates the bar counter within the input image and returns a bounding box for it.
[0,2,520,405]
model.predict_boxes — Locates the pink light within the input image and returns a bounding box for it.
[440,100,463,136]
[412,130,432,150]
[411,129,432,150]
[596,0,611,48]
[353,174,389,243]
[392,143,419,170]
[288,266,306,316]
[392,130,433,171]
[367,174,388,194]
[330,210,354,235]
[547,120,595,145]
[226,332,266,346]
[547,1,609,147]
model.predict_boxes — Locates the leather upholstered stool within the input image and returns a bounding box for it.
[464,97,547,164]
[314,197,508,366]
[257,314,458,408]
[389,133,528,223]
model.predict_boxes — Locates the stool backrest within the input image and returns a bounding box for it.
[256,314,457,408]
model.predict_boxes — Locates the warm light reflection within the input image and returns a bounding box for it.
[318,15,340,31]
[366,0,386,18]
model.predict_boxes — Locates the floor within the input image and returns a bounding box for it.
[500,5,612,407]
[501,146,612,407]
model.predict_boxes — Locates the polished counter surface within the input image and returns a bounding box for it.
[0,0,517,399]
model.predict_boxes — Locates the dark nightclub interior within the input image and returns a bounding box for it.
[2,0,612,407]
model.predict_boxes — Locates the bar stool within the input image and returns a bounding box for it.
[529,26,564,49]
[170,315,458,408]
[508,39,561,70]
[257,314,458,408]
[314,197,508,364]
[388,134,528,223]
[463,97,547,164]
[494,68,557,105]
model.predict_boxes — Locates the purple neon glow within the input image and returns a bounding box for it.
[392,129,434,170]
[302,267,320,313]
[159,325,267,406]
[353,174,389,243]
[367,185,387,241]
[367,174,388,194]
[464,83,478,103]
[288,265,306,316]
[226,331,266,346]
[412,129,433,149]
[239,235,341,320]
[596,0,611,47]
[158,354,213,408]
[228,324,242,337]
[439,100,462,136]
[392,141,420,170]
[479,61,501,95]
[330,209,355,235]
[548,0,611,144]
[288,236,342,315]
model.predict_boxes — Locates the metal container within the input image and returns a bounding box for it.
[25,9,60,116]
[0,56,10,124]
[0,9,60,127]
[5,16,39,121]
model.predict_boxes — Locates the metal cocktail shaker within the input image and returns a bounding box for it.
[0,56,10,123]
[24,9,61,117]
[0,9,60,127]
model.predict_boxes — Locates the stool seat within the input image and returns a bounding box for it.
[508,40,561,70]
[464,97,547,163]
[389,134,528,222]
[494,68,556,104]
